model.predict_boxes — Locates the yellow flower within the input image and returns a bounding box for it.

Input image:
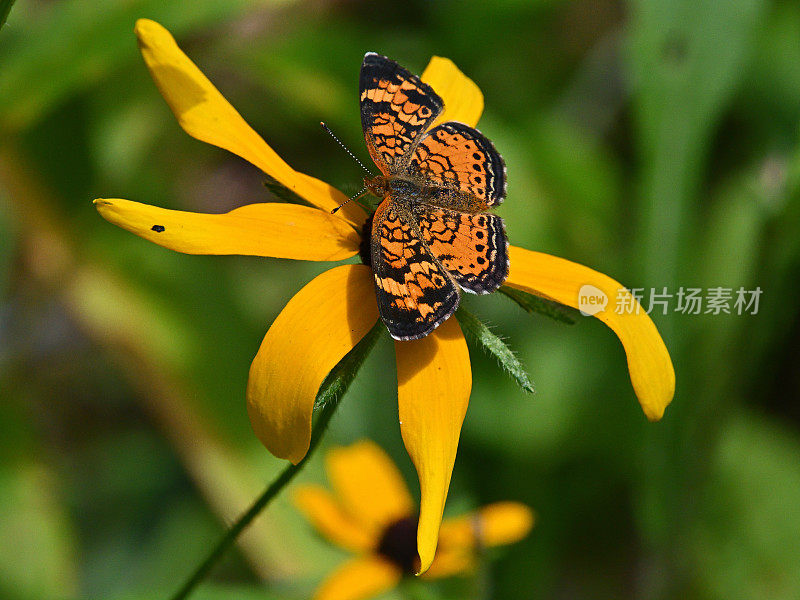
[95,20,675,573]
[294,440,534,600]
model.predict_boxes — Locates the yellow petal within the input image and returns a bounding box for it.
[475,502,535,546]
[505,245,675,420]
[134,19,366,228]
[293,485,375,553]
[313,556,401,600]
[439,502,535,550]
[395,317,471,574]
[421,56,484,128]
[326,441,414,536]
[94,199,360,261]
[247,265,378,464]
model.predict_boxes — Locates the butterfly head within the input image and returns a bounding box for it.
[364,174,390,199]
[365,175,422,202]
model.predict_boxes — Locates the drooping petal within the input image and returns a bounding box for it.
[294,485,375,553]
[421,56,483,128]
[94,199,360,261]
[313,556,401,600]
[326,441,414,536]
[395,317,471,574]
[247,265,378,464]
[133,19,366,228]
[505,245,675,420]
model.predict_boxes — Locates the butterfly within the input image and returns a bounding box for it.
[359,53,508,340]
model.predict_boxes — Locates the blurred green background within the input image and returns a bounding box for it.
[2,0,800,598]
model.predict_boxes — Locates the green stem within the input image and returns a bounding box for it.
[169,399,336,600]
[169,321,383,600]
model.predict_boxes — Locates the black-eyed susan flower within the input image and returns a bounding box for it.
[95,19,674,573]
[294,440,534,600]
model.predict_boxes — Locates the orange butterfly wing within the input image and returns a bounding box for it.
[417,207,508,294]
[411,121,506,206]
[360,53,443,175]
[370,198,460,340]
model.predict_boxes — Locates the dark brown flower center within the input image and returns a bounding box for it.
[376,515,420,575]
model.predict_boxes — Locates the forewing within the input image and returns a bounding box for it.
[360,53,444,175]
[410,121,506,206]
[370,198,460,340]
[417,207,508,294]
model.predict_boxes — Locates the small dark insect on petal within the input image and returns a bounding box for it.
[151,225,165,233]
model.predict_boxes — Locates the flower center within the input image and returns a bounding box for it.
[376,515,420,575]
[359,213,374,267]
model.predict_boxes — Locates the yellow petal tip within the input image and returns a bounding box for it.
[505,246,676,421]
[414,526,438,576]
[645,405,666,422]
[134,18,162,40]
[93,198,119,218]
[641,378,674,422]
[414,551,435,576]
[288,452,306,466]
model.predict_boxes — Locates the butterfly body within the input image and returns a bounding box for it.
[365,175,426,204]
[365,174,490,213]
[360,53,509,340]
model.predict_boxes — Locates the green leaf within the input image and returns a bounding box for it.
[0,0,16,30]
[499,286,577,325]
[456,307,534,394]
[314,320,383,410]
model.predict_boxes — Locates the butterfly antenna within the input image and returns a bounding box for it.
[320,122,374,177]
[331,186,368,214]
